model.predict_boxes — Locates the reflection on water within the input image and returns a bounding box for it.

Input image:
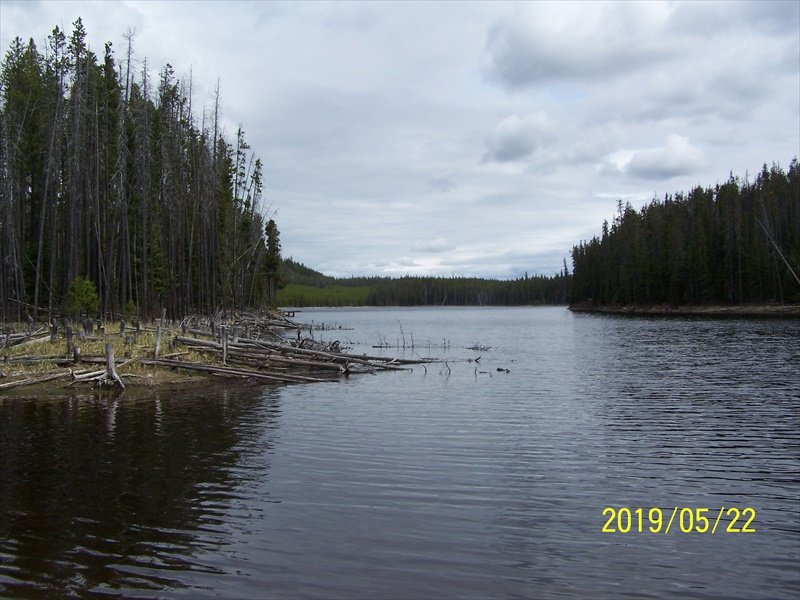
[1,308,799,599]
[0,385,281,597]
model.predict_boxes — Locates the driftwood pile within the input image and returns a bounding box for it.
[165,307,431,383]
[179,310,298,342]
[0,310,434,393]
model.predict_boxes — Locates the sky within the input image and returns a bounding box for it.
[1,1,798,279]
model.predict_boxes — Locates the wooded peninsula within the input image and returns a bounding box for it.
[570,162,799,309]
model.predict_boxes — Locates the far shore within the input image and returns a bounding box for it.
[568,303,800,318]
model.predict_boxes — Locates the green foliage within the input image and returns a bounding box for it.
[124,300,137,319]
[65,276,99,317]
[363,275,569,306]
[0,19,277,320]
[277,283,371,307]
[277,265,571,307]
[265,219,281,270]
[571,160,800,306]
[264,219,282,306]
[281,257,335,287]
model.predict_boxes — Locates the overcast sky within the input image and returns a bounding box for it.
[2,1,798,278]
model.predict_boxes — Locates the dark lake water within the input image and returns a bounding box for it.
[1,307,799,599]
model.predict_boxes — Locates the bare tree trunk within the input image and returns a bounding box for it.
[104,342,124,389]
[33,91,62,324]
[153,325,162,359]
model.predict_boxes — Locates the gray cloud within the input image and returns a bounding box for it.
[1,1,796,279]
[484,3,671,89]
[669,0,800,37]
[625,135,708,180]
[596,135,709,181]
[413,238,454,253]
[483,113,556,163]
[426,176,457,193]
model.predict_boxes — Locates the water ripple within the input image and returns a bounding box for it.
[1,308,798,599]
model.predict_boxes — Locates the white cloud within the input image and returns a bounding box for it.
[625,135,708,180]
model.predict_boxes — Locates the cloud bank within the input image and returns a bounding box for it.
[1,0,797,278]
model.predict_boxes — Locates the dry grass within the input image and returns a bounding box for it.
[1,321,213,389]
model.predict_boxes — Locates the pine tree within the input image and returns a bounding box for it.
[0,19,278,321]
[265,219,281,307]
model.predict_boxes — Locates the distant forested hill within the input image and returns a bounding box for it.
[280,257,335,287]
[571,161,800,307]
[0,19,280,322]
[277,260,571,307]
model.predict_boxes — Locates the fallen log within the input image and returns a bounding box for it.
[175,335,411,371]
[178,335,400,365]
[177,339,346,373]
[68,368,106,384]
[242,352,345,372]
[142,358,335,383]
[5,333,50,349]
[5,354,65,364]
[242,338,416,369]
[0,371,68,391]
[64,356,141,387]
[224,353,347,376]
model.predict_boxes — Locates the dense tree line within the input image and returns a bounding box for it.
[278,260,572,307]
[0,19,281,322]
[281,257,336,287]
[571,161,800,306]
[364,273,570,306]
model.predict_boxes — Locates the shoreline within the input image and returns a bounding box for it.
[568,303,800,318]
[0,310,432,394]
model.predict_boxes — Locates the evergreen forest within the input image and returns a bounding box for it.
[277,259,571,307]
[570,161,800,306]
[0,19,281,323]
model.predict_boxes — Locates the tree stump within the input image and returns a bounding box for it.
[154,326,162,359]
[104,343,125,389]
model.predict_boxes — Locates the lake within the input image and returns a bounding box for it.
[1,306,798,599]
